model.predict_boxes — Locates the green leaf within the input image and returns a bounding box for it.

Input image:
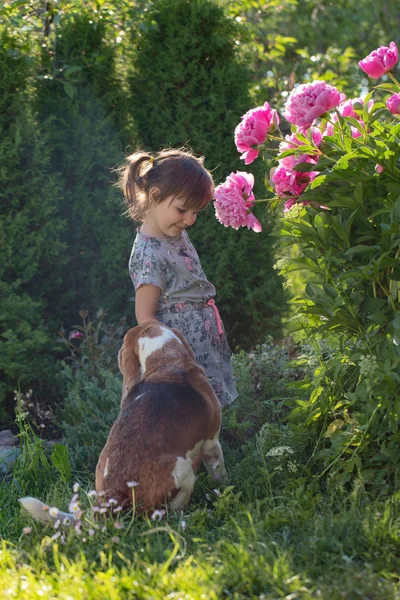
[51,444,71,483]
[63,81,75,99]
[344,245,380,257]
[374,83,399,93]
[310,175,327,189]
[292,162,318,172]
[388,269,400,281]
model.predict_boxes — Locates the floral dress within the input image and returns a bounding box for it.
[129,227,238,407]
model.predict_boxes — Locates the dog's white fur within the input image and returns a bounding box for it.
[19,497,75,525]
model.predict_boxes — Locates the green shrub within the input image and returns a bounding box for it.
[35,12,135,331]
[223,336,307,445]
[129,0,285,349]
[250,63,400,487]
[0,30,65,422]
[59,365,121,475]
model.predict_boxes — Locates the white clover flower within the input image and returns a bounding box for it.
[108,498,117,505]
[111,536,120,544]
[127,481,139,488]
[99,507,107,514]
[54,519,60,530]
[87,490,97,498]
[22,527,32,535]
[151,509,166,521]
[68,501,80,513]
[114,522,124,530]
[88,529,95,537]
[113,506,123,513]
[181,520,186,531]
[51,531,61,541]
[63,517,71,526]
[49,507,59,518]
[73,482,80,493]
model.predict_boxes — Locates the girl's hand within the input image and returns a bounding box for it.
[135,284,161,324]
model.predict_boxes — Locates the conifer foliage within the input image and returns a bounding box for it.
[129,0,285,348]
[35,13,133,330]
[0,31,65,417]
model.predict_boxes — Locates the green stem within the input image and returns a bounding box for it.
[386,71,400,91]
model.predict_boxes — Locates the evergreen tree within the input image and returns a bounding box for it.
[0,31,65,420]
[35,13,135,330]
[129,0,285,348]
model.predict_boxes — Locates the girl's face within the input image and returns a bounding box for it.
[146,193,200,238]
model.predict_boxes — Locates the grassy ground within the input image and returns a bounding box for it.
[1,425,400,599]
[1,346,400,599]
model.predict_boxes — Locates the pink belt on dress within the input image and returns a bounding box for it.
[206,298,224,336]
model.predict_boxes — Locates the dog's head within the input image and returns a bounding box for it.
[118,320,195,397]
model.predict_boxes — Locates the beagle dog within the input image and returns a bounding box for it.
[95,320,227,512]
[19,321,226,523]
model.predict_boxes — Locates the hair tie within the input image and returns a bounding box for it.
[148,156,155,165]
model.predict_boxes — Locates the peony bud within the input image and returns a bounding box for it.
[359,42,398,79]
[386,93,400,115]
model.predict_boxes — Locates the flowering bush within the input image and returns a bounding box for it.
[215,42,400,486]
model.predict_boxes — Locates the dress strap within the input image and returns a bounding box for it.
[206,299,224,336]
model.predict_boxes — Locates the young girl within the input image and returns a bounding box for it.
[119,148,238,408]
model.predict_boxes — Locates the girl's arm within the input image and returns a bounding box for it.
[135,284,161,324]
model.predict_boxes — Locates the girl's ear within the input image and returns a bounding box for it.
[148,186,161,204]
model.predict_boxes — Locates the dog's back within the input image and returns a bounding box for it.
[96,356,224,511]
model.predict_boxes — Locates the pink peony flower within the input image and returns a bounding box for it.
[283,81,345,130]
[213,172,262,232]
[359,42,398,79]
[71,331,84,340]
[278,128,322,169]
[235,101,280,165]
[386,93,400,115]
[324,97,370,138]
[336,97,367,119]
[270,164,319,199]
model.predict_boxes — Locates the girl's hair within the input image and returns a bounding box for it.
[117,148,215,222]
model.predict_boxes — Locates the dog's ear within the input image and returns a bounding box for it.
[119,327,141,398]
[169,327,195,360]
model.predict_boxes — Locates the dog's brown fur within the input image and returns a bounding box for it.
[95,320,226,512]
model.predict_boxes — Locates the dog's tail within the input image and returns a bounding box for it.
[19,497,76,525]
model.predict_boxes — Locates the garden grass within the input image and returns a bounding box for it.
[1,437,400,600]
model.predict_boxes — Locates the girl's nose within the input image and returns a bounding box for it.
[184,213,197,226]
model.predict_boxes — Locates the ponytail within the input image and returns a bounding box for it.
[116,151,155,221]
